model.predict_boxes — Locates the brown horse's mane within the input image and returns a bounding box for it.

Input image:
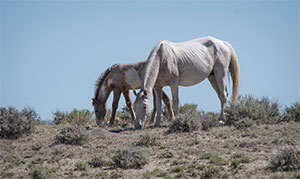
[94,64,119,100]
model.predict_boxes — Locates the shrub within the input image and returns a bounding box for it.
[233,118,255,129]
[74,161,89,171]
[201,112,220,131]
[269,147,300,171]
[166,110,201,134]
[201,165,221,178]
[283,101,300,122]
[112,149,147,169]
[0,107,40,139]
[179,104,199,114]
[143,168,168,178]
[55,125,88,145]
[230,157,250,169]
[53,109,93,125]
[224,95,281,125]
[28,165,55,179]
[135,133,159,147]
[88,156,112,168]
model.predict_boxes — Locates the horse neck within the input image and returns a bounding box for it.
[96,82,111,103]
[141,47,161,93]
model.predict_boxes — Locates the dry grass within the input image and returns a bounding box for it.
[0,121,299,178]
[1,99,300,178]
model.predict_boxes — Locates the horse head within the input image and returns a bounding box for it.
[134,90,151,129]
[92,98,107,126]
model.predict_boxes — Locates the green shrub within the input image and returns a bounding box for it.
[179,104,199,115]
[143,168,168,178]
[224,95,281,125]
[74,161,89,171]
[201,165,221,178]
[269,147,300,171]
[233,118,255,129]
[166,110,201,134]
[28,165,55,179]
[112,149,147,169]
[0,107,40,139]
[88,156,112,168]
[135,133,159,147]
[55,125,88,145]
[283,101,300,122]
[53,109,93,125]
[230,157,250,169]
[95,171,108,179]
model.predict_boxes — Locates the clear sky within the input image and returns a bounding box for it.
[1,0,299,121]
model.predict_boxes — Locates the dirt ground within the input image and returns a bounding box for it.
[1,121,300,178]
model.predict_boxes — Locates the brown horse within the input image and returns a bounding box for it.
[92,61,174,126]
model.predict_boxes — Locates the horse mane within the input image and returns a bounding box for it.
[94,64,118,100]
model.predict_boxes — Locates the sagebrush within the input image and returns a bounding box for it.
[283,101,300,122]
[112,149,147,169]
[55,125,88,145]
[53,109,93,125]
[224,95,281,126]
[0,107,40,139]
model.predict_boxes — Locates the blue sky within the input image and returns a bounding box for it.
[1,0,299,121]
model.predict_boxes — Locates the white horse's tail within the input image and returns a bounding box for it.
[224,42,240,103]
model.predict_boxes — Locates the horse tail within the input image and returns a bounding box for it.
[224,42,240,103]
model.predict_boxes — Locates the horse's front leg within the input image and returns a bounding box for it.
[123,90,136,123]
[110,90,121,125]
[154,86,163,127]
[150,90,157,124]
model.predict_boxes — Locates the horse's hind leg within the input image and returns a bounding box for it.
[123,90,136,123]
[161,89,175,121]
[208,75,221,101]
[109,90,121,125]
[214,68,229,118]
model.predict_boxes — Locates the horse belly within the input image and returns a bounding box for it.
[178,63,212,86]
[179,72,208,86]
[125,68,141,89]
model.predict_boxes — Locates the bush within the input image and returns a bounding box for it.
[55,125,88,145]
[74,161,89,171]
[224,95,281,125]
[269,147,300,171]
[53,109,93,125]
[283,101,300,122]
[112,149,147,169]
[0,107,40,139]
[88,156,112,168]
[179,104,199,115]
[135,133,159,147]
[166,112,201,134]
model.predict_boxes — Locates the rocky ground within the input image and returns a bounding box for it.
[1,120,300,179]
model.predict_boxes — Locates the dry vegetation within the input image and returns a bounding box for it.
[1,96,300,178]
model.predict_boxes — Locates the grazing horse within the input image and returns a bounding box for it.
[134,36,240,129]
[92,61,174,126]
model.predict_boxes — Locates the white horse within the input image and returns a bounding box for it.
[134,36,240,129]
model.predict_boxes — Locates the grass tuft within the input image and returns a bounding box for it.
[112,149,147,169]
[55,125,88,145]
